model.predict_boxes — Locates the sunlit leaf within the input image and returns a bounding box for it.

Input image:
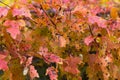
[110,7,119,19]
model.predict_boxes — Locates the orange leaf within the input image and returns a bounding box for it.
[110,7,119,19]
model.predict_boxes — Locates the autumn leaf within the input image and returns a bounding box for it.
[110,7,119,19]
[72,5,88,18]
[63,56,82,75]
[84,35,94,46]
[88,15,107,28]
[38,47,63,64]
[0,0,120,80]
[3,20,20,39]
[0,7,8,17]
[43,53,63,64]
[12,7,32,18]
[46,66,58,80]
[0,51,8,71]
[59,36,66,47]
[29,65,39,79]
[0,59,8,71]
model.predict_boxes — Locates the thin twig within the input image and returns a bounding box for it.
[88,25,94,36]
[40,4,57,29]
[88,25,99,47]
[0,1,10,8]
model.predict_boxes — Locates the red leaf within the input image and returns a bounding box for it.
[84,35,94,46]
[46,67,58,80]
[29,65,39,79]
[3,20,20,39]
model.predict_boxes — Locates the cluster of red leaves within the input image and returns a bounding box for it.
[0,0,120,80]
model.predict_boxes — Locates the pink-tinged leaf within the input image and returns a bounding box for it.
[99,53,113,67]
[63,56,82,75]
[29,65,39,79]
[97,53,113,80]
[12,8,31,18]
[43,53,63,64]
[0,59,8,71]
[38,47,62,64]
[3,20,20,39]
[0,7,8,17]
[46,67,58,80]
[26,57,33,67]
[88,15,107,28]
[90,7,102,15]
[84,35,94,46]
